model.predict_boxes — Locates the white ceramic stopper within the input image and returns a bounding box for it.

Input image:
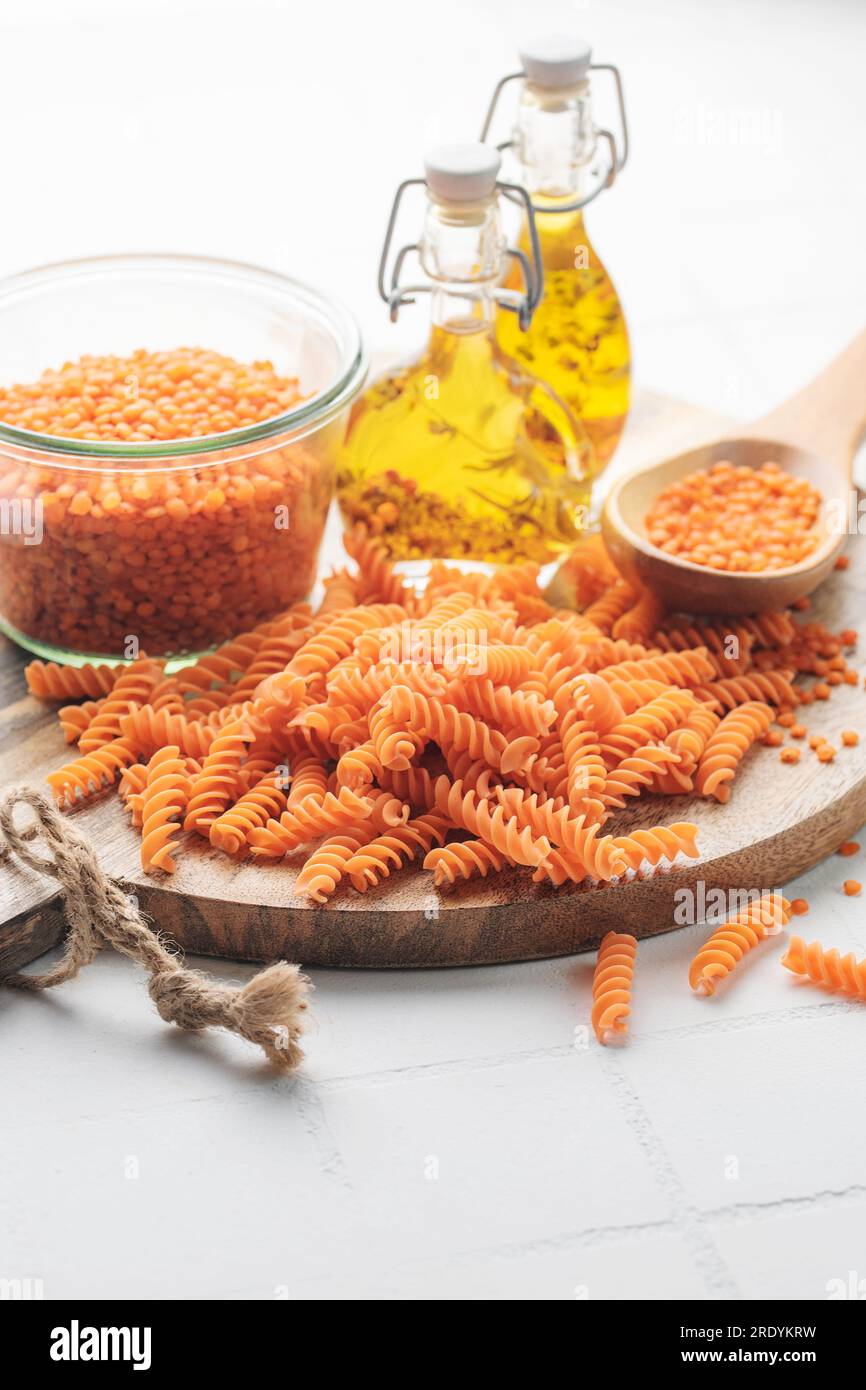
[519,35,593,89]
[424,144,501,203]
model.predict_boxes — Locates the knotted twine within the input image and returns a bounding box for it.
[0,786,310,1070]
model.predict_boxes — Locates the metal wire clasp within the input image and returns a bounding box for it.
[480,62,629,214]
[376,178,545,331]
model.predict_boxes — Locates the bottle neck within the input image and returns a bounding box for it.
[420,197,504,335]
[430,286,495,333]
[514,80,596,202]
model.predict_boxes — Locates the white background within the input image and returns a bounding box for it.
[2,0,866,1301]
[2,0,865,414]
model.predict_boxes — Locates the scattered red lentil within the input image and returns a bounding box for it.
[780,747,801,764]
[835,554,850,570]
[843,670,859,686]
[816,745,837,763]
[808,734,826,749]
[840,628,857,646]
[813,682,831,700]
[791,596,811,611]
[843,880,862,897]
[838,842,860,857]
[777,711,797,727]
[841,730,860,747]
[645,460,821,573]
[789,723,807,739]
[790,898,810,916]
[763,729,784,747]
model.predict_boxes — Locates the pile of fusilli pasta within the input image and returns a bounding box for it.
[24,527,858,902]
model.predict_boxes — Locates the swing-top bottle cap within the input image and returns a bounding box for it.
[424,144,501,203]
[519,35,592,89]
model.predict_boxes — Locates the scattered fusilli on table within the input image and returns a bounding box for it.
[689,893,792,994]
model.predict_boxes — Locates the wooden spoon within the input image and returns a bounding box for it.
[602,329,866,614]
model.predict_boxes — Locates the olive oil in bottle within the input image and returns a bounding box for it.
[483,37,631,477]
[337,145,592,571]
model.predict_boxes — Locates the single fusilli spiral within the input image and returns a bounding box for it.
[294,829,370,902]
[444,643,536,686]
[344,523,416,608]
[290,603,406,680]
[559,709,607,819]
[653,623,753,677]
[689,893,792,994]
[694,701,774,802]
[184,718,255,834]
[600,689,698,767]
[119,707,218,760]
[343,814,450,891]
[572,672,627,734]
[208,771,290,855]
[248,786,373,857]
[47,737,140,805]
[231,632,311,698]
[582,579,637,634]
[654,705,722,793]
[592,931,638,1043]
[316,567,359,613]
[602,744,682,809]
[424,840,510,886]
[596,648,716,690]
[692,670,797,711]
[25,659,120,700]
[285,753,328,808]
[739,612,797,649]
[571,638,655,673]
[118,761,149,824]
[455,679,556,736]
[335,739,383,789]
[329,660,447,710]
[612,821,701,871]
[368,698,426,772]
[781,937,866,999]
[140,745,191,873]
[611,588,665,644]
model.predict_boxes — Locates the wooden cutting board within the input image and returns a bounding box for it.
[2,391,865,974]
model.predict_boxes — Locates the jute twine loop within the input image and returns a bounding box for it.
[0,786,310,1070]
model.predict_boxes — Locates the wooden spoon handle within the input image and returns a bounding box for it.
[749,327,866,478]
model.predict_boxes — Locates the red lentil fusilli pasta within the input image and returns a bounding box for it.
[689,893,792,994]
[592,931,638,1044]
[781,936,866,999]
[26,524,860,917]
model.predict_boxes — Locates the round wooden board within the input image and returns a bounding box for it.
[2,393,865,972]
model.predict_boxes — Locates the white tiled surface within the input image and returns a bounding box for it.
[2,0,866,1301]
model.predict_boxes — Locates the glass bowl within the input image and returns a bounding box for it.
[0,254,367,665]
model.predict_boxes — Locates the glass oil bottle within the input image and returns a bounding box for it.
[337,144,592,573]
[482,37,631,478]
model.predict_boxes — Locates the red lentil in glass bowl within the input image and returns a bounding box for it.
[0,254,367,665]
